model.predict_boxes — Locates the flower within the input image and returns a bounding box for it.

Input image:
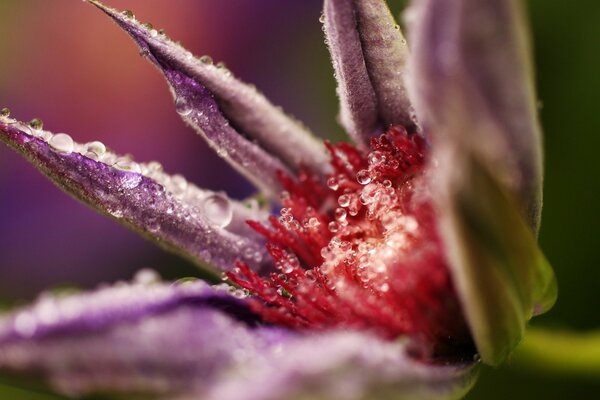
[0,0,557,399]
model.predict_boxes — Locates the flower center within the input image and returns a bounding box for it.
[226,126,474,362]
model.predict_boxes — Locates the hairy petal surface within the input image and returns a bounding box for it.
[0,274,288,398]
[0,276,476,400]
[407,0,544,230]
[89,0,329,197]
[323,0,415,146]
[206,332,477,400]
[0,118,271,274]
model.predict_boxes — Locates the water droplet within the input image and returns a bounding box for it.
[356,169,371,185]
[338,194,351,207]
[0,107,10,117]
[150,29,158,38]
[114,160,142,174]
[368,151,384,165]
[319,12,326,23]
[143,22,153,30]
[202,193,233,228]
[134,269,160,285]
[85,141,106,157]
[216,61,227,69]
[328,221,339,233]
[49,133,74,154]
[122,9,134,19]
[327,176,339,190]
[28,118,43,131]
[14,312,37,337]
[175,96,192,116]
[199,55,213,65]
[216,147,228,158]
[335,208,347,221]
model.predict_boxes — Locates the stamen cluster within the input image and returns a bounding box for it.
[227,126,474,361]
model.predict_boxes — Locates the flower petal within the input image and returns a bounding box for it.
[407,0,544,230]
[205,331,477,400]
[323,0,416,146]
[0,274,289,398]
[434,148,557,366]
[0,274,475,400]
[0,117,272,274]
[88,0,330,198]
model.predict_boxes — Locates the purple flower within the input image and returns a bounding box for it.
[0,0,557,399]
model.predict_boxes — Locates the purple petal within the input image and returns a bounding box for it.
[0,275,476,399]
[0,274,289,398]
[206,331,477,400]
[407,0,544,230]
[323,0,415,146]
[89,0,330,197]
[0,118,272,274]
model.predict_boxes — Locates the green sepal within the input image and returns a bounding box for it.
[438,151,557,366]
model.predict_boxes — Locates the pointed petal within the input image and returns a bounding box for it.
[408,0,544,230]
[0,117,272,274]
[206,331,477,400]
[323,0,415,146]
[0,274,289,398]
[434,148,557,366]
[89,0,330,196]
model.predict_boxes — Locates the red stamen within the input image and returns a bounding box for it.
[227,126,474,362]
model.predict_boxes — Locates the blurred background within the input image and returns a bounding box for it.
[0,0,598,399]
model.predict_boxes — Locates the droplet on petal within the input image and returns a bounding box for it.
[0,107,10,118]
[85,141,106,158]
[356,169,372,185]
[202,193,233,229]
[175,97,192,116]
[121,9,134,19]
[49,133,74,154]
[28,118,43,131]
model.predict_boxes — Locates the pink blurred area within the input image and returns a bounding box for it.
[0,0,337,300]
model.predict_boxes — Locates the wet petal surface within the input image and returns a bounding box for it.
[89,0,330,198]
[0,117,271,274]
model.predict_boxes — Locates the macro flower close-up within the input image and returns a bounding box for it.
[0,0,599,399]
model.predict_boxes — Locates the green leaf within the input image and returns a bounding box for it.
[437,151,557,366]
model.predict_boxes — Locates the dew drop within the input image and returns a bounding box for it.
[150,29,158,38]
[122,9,134,19]
[134,269,160,285]
[356,169,371,185]
[158,28,166,36]
[114,160,142,174]
[328,221,339,233]
[199,55,213,65]
[28,118,43,131]
[0,107,10,117]
[49,133,74,154]
[326,176,339,190]
[334,207,347,221]
[85,141,106,157]
[175,97,192,116]
[143,22,153,30]
[202,193,233,229]
[338,194,351,207]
